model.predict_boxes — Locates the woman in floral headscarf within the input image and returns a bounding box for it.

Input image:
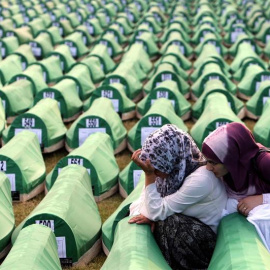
[129,124,227,270]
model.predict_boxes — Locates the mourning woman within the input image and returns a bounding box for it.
[129,124,227,270]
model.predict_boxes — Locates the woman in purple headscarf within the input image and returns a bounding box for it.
[202,122,270,216]
[129,124,227,270]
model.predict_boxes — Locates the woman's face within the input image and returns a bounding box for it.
[205,159,228,178]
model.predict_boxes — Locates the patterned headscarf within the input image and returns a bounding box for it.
[140,124,206,197]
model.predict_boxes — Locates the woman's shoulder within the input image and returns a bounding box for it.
[187,166,220,183]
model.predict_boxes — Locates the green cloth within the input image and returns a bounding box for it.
[46,133,119,196]
[27,17,46,37]
[83,83,136,117]
[220,6,242,27]
[34,56,63,84]
[0,80,33,118]
[255,21,270,44]
[89,44,116,73]
[102,177,145,252]
[263,36,270,58]
[11,165,102,264]
[0,36,19,58]
[58,19,74,37]
[223,24,253,45]
[9,65,47,95]
[98,33,123,58]
[137,80,191,118]
[246,81,270,118]
[129,26,158,44]
[37,26,63,46]
[30,32,54,59]
[65,12,81,28]
[238,65,270,98]
[0,130,46,195]
[63,63,95,101]
[11,14,25,28]
[193,16,220,33]
[84,18,103,37]
[39,13,53,28]
[48,44,76,73]
[192,80,244,120]
[139,16,162,34]
[208,213,270,269]
[1,225,61,270]
[0,173,15,255]
[144,63,189,96]
[34,79,82,121]
[115,17,133,35]
[75,25,94,47]
[253,99,270,147]
[191,25,222,46]
[118,161,143,198]
[0,97,5,136]
[192,5,216,26]
[167,16,191,34]
[0,19,14,36]
[66,97,127,151]
[191,63,236,98]
[128,98,188,151]
[190,92,243,149]
[5,27,33,44]
[105,24,128,45]
[2,99,67,149]
[13,44,36,70]
[101,217,171,270]
[0,54,23,85]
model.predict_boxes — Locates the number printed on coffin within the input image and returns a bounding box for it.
[22,118,35,128]
[35,220,55,232]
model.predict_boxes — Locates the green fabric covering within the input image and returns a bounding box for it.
[263,33,270,58]
[83,83,136,117]
[139,16,163,34]
[252,17,266,34]
[160,32,193,58]
[2,98,67,149]
[30,56,63,84]
[11,14,25,28]
[223,24,253,45]
[95,10,110,28]
[128,98,188,151]
[105,24,127,45]
[220,7,242,27]
[133,31,159,58]
[129,26,158,43]
[144,63,189,96]
[246,81,270,117]
[104,3,117,18]
[0,54,23,84]
[0,80,33,118]
[190,93,243,149]
[192,5,216,26]
[34,79,82,121]
[147,6,167,24]
[89,44,116,73]
[247,11,264,31]
[102,177,145,252]
[75,25,94,47]
[208,213,270,269]
[62,63,95,101]
[194,33,228,57]
[0,19,14,37]
[230,42,267,73]
[253,99,270,147]
[5,27,33,44]
[98,33,123,58]
[255,21,270,44]
[121,43,153,74]
[137,80,191,118]
[37,26,63,46]
[0,130,46,195]
[0,97,5,136]
[49,44,76,73]
[65,12,81,28]
[39,13,53,28]
[46,133,119,196]
[167,16,191,34]
[12,165,102,263]
[193,16,220,33]
[191,63,236,98]
[192,80,244,120]
[118,59,147,82]
[9,65,47,95]
[57,19,74,37]
[162,44,192,71]
[66,97,127,151]
[79,56,105,83]
[0,36,19,58]
[13,44,36,70]
[1,225,61,270]
[29,33,54,59]
[238,65,270,98]
[103,65,143,101]
[61,32,89,58]
[191,25,222,46]
[0,173,15,256]
[115,17,133,35]
[27,17,46,37]
[194,44,230,71]
[118,161,143,198]
[76,7,89,23]
[102,217,171,270]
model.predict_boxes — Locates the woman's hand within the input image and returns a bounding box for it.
[237,195,263,216]
[129,214,155,232]
[132,149,155,176]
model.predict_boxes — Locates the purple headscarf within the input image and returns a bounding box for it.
[140,124,206,197]
[202,122,270,198]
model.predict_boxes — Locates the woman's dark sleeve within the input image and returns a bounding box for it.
[257,152,270,182]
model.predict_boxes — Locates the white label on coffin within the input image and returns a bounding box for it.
[86,118,99,128]
[43,72,47,82]
[16,76,26,81]
[216,122,229,129]
[7,174,16,191]
[1,47,5,57]
[78,128,106,146]
[2,99,6,109]
[156,91,168,98]
[100,40,108,46]
[69,47,77,57]
[15,129,42,144]
[161,74,172,81]
[109,78,120,84]
[231,29,244,43]
[68,158,83,166]
[35,220,55,232]
[133,170,143,188]
[56,237,67,258]
[263,97,270,104]
[0,29,3,37]
[256,75,270,91]
[209,76,220,81]
[101,90,113,98]
[266,35,270,43]
[141,127,159,146]
[87,25,94,34]
[83,36,87,45]
[31,47,42,57]
[0,160,6,171]
[172,41,185,54]
[148,116,162,126]
[22,118,35,128]
[107,47,112,56]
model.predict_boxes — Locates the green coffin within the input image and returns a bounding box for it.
[128,98,188,152]
[1,224,61,270]
[255,21,270,44]
[37,26,63,46]
[0,36,19,58]
[12,165,102,265]
[65,97,127,154]
[46,132,119,200]
[2,99,67,153]
[13,44,36,70]
[98,33,123,58]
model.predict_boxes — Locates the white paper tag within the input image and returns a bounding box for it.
[0,160,6,171]
[101,90,113,98]
[6,174,16,191]
[35,220,55,232]
[43,92,55,99]
[56,237,67,258]
[263,97,270,104]
[148,116,162,126]
[85,118,99,128]
[22,118,35,128]
[109,78,120,84]
[156,91,169,98]
[78,128,106,146]
[216,122,229,128]
[68,158,83,165]
[133,170,143,188]
[161,74,172,81]
[1,99,5,110]
[141,127,159,146]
